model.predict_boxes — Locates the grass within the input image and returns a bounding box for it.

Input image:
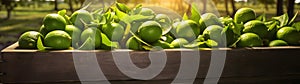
[0,2,299,50]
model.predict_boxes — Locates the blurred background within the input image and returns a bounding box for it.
[0,0,300,50]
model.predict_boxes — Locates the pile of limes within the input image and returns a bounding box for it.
[18,2,300,50]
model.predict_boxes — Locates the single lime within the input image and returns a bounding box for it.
[43,14,67,31]
[18,31,42,49]
[80,28,102,49]
[269,40,288,47]
[237,33,263,47]
[171,38,189,48]
[243,20,268,38]
[234,8,256,24]
[276,27,300,45]
[44,30,71,49]
[138,21,162,43]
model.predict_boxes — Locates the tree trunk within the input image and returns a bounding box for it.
[68,0,74,12]
[203,0,207,13]
[287,0,295,18]
[225,0,230,15]
[230,0,236,17]
[264,0,269,11]
[6,8,12,20]
[276,0,284,16]
[54,0,58,11]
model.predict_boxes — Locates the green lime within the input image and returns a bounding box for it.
[65,25,82,44]
[138,21,162,43]
[39,25,48,36]
[126,37,142,50]
[237,33,263,47]
[70,10,93,30]
[80,28,102,49]
[138,8,155,16]
[152,40,173,49]
[44,30,71,49]
[276,27,300,45]
[234,8,256,24]
[43,14,67,31]
[18,31,42,49]
[176,20,200,41]
[202,25,224,46]
[269,40,288,47]
[155,14,172,35]
[243,20,268,38]
[171,38,189,48]
[201,13,223,27]
[102,23,125,41]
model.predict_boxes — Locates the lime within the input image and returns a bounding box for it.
[171,38,189,48]
[152,40,173,49]
[138,21,162,43]
[170,21,181,37]
[43,14,67,31]
[138,8,155,16]
[102,23,125,41]
[269,40,288,47]
[70,10,93,30]
[202,25,224,46]
[234,8,256,24]
[276,27,300,45]
[243,20,268,38]
[237,33,263,47]
[39,25,48,36]
[176,20,200,41]
[126,37,142,50]
[155,14,172,35]
[18,31,42,49]
[80,28,102,49]
[201,13,223,27]
[44,30,71,49]
[65,25,82,45]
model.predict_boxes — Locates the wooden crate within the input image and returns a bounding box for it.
[1,43,300,84]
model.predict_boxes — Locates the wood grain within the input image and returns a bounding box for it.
[1,43,300,84]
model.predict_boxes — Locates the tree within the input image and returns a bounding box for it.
[1,0,17,20]
[276,0,284,16]
[230,0,236,16]
[287,0,295,18]
[54,0,58,11]
[224,0,230,15]
[67,0,74,12]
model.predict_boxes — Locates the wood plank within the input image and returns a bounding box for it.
[1,43,300,83]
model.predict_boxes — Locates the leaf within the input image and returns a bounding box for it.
[100,33,119,50]
[58,9,72,25]
[114,7,131,23]
[182,13,189,20]
[232,22,243,36]
[190,3,201,23]
[229,37,241,48]
[129,31,152,47]
[288,11,299,26]
[272,13,289,27]
[116,2,130,13]
[293,22,300,31]
[184,42,207,48]
[256,13,266,22]
[142,45,152,51]
[37,36,45,51]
